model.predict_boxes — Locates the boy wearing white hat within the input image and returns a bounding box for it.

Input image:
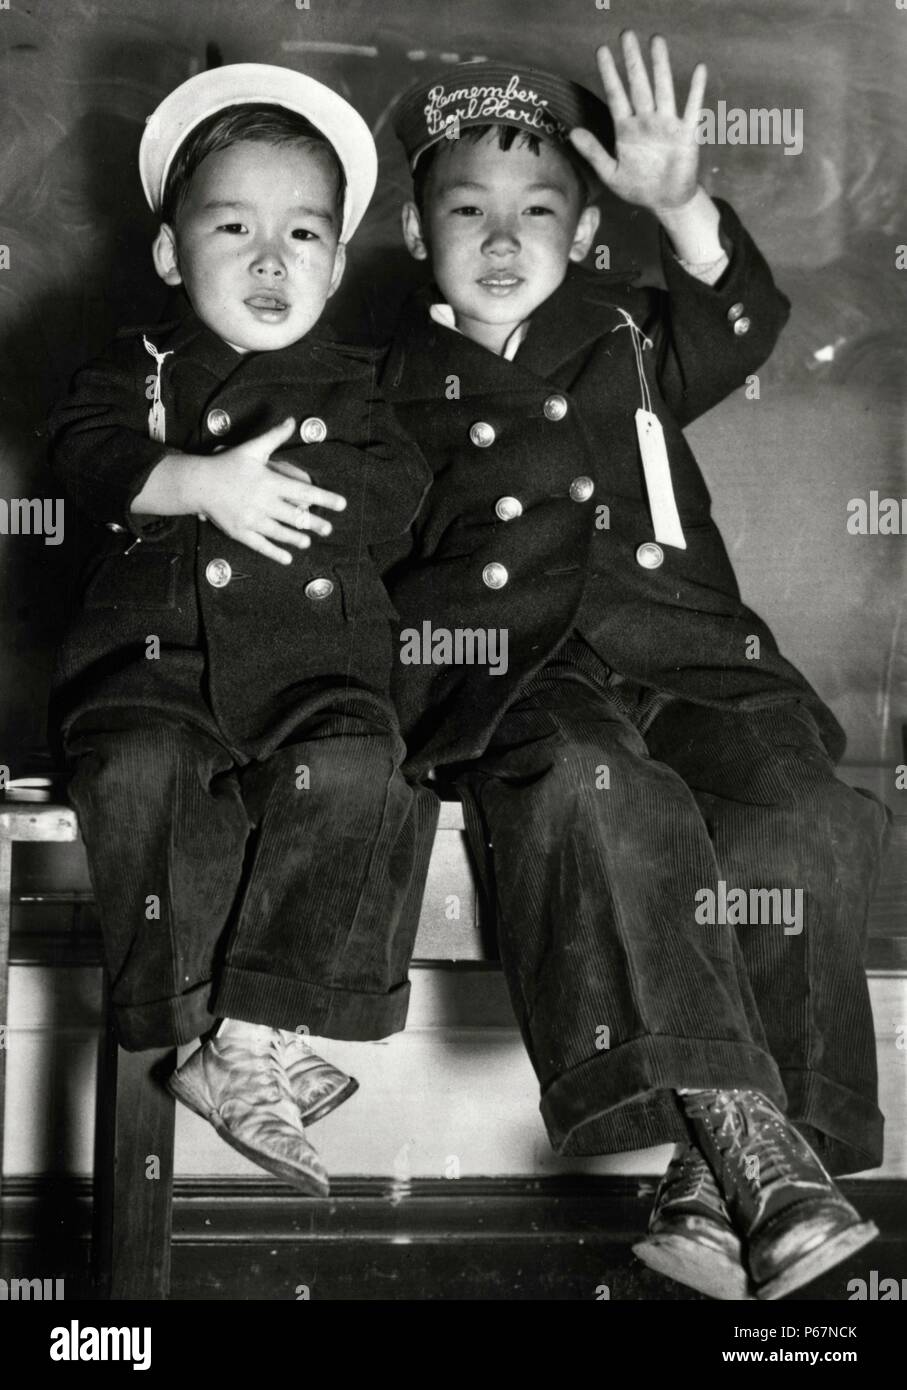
[49,64,435,1196]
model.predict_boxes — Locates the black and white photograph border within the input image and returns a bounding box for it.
[0,0,905,1347]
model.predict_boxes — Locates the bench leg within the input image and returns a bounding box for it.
[0,836,10,1229]
[93,1004,176,1300]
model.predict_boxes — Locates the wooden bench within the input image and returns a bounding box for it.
[0,805,173,1297]
[2,770,903,1298]
[0,795,479,1299]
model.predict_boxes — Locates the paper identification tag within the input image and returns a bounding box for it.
[635,408,686,550]
[148,399,166,443]
[142,336,172,444]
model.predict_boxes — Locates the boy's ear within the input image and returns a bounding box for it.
[568,204,602,264]
[326,241,347,299]
[401,201,429,262]
[152,225,182,286]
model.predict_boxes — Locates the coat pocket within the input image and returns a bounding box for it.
[84,548,181,611]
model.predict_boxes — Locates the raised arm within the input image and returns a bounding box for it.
[570,31,790,425]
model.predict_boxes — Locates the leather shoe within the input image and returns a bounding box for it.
[681,1089,878,1300]
[168,1019,330,1197]
[632,1142,754,1300]
[279,1030,358,1125]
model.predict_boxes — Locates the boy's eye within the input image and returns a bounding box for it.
[217,223,247,234]
[451,206,482,217]
[292,228,318,241]
[526,206,555,216]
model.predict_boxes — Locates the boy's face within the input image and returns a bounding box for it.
[402,130,599,354]
[153,140,345,353]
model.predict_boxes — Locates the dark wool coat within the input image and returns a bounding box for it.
[49,305,431,753]
[381,199,845,775]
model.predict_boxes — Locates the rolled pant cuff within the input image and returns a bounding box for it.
[781,1066,884,1176]
[541,1033,787,1155]
[212,964,411,1040]
[113,980,218,1052]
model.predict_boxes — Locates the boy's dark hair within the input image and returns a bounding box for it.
[411,123,596,213]
[161,104,347,228]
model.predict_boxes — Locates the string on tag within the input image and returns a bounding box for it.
[143,336,173,444]
[612,307,654,413]
[611,308,686,551]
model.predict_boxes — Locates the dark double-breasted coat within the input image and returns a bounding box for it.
[381,198,845,774]
[49,304,432,755]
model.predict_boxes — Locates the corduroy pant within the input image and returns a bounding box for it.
[64,698,439,1051]
[451,641,889,1176]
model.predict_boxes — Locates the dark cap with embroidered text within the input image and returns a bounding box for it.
[393,60,615,170]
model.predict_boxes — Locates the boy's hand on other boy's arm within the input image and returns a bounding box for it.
[570,31,724,267]
[131,417,347,566]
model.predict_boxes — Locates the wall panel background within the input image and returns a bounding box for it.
[1,0,905,770]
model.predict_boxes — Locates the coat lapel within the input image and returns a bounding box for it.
[383,287,538,402]
[153,298,377,388]
[515,265,640,378]
[384,267,640,400]
[152,302,243,382]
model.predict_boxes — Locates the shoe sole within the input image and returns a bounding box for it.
[756,1221,879,1301]
[166,1071,330,1198]
[299,1075,359,1127]
[633,1234,755,1300]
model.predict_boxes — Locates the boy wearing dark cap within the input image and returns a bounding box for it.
[50,64,435,1196]
[384,33,888,1298]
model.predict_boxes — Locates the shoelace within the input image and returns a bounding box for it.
[685,1090,806,1202]
[660,1147,731,1224]
[666,1149,717,1204]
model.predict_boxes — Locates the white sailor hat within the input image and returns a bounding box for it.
[139,62,377,242]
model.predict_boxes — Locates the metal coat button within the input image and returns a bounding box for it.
[569,476,595,503]
[727,302,746,322]
[495,496,523,522]
[636,542,664,570]
[733,316,751,336]
[206,408,231,436]
[543,393,568,422]
[299,416,327,444]
[106,522,126,533]
[469,421,496,448]
[304,577,334,601]
[205,558,232,588]
[482,562,509,590]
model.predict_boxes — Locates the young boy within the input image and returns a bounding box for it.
[49,64,436,1197]
[383,34,889,1298]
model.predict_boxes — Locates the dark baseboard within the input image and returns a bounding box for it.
[3,1175,907,1301]
[11,928,907,971]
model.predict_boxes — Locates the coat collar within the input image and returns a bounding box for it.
[519,264,642,376]
[143,297,377,388]
[383,264,639,402]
